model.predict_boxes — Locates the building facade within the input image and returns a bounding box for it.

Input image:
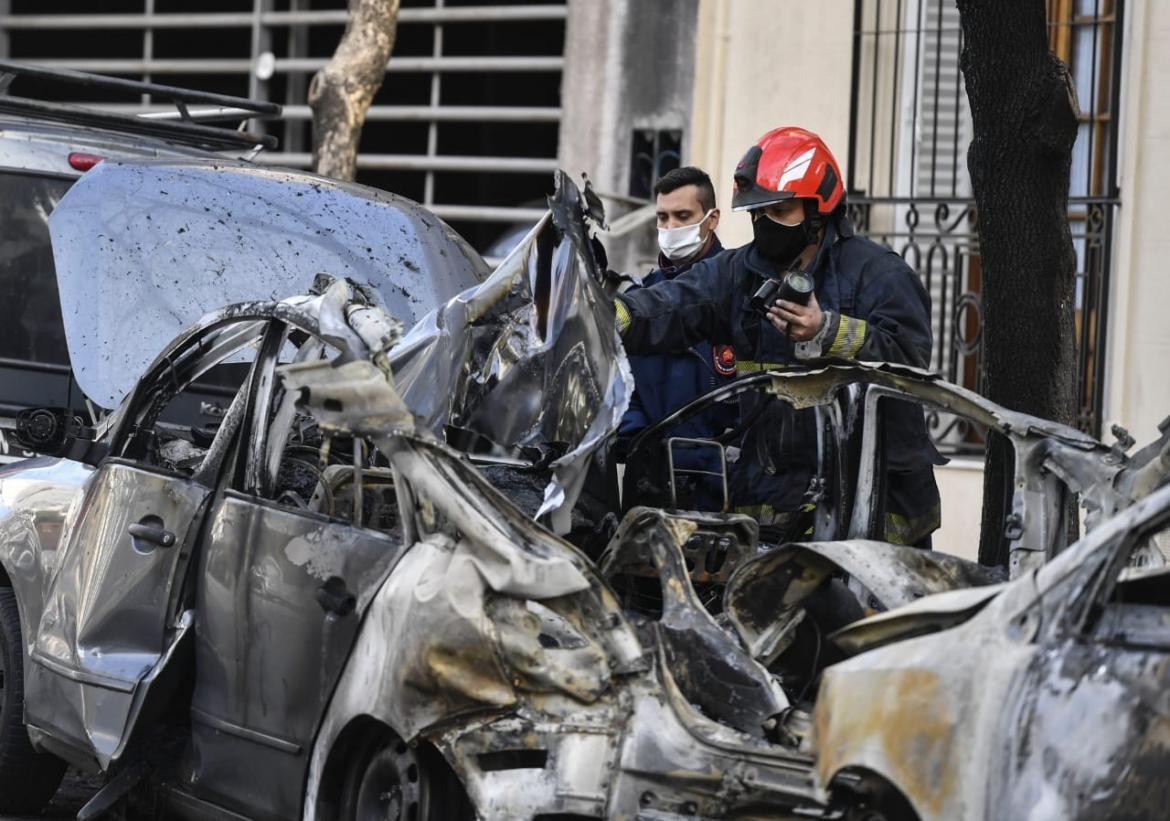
[561,0,1158,560]
[0,0,567,254]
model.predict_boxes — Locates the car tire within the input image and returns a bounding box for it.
[0,586,67,814]
[338,727,473,821]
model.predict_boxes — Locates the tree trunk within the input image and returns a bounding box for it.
[308,0,400,181]
[956,0,1080,567]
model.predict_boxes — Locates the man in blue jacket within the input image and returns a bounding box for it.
[614,128,943,546]
[618,166,738,511]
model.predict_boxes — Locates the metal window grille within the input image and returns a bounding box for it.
[0,0,565,251]
[847,0,1122,454]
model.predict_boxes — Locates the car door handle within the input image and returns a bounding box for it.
[128,522,176,548]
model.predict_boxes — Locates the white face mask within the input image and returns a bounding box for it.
[657,209,714,262]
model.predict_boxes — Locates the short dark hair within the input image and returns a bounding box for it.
[653,166,716,212]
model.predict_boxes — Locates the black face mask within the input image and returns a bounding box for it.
[753,214,810,269]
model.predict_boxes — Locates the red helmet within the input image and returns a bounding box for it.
[731,127,845,213]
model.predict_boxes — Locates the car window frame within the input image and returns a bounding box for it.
[1076,503,1170,638]
[104,317,269,479]
[231,318,395,535]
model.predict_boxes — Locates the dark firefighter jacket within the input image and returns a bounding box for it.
[619,238,738,510]
[614,217,944,545]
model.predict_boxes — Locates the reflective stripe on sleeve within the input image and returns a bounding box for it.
[736,360,787,373]
[827,314,868,359]
[614,298,632,335]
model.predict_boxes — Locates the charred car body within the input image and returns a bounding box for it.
[0,162,1166,821]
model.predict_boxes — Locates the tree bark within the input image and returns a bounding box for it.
[956,0,1080,566]
[308,0,400,181]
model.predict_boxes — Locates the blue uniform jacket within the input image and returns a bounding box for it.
[616,218,943,544]
[618,238,737,510]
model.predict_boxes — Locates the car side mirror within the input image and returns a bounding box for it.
[12,407,107,465]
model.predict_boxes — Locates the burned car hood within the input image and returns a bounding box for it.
[387,171,632,530]
[48,158,488,408]
[827,583,1009,655]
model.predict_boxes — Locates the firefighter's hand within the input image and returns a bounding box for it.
[767,292,824,341]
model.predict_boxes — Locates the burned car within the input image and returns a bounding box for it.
[0,163,1166,821]
[812,471,1170,821]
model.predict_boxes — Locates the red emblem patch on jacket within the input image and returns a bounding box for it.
[713,344,737,377]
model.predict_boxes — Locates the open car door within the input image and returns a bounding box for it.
[22,318,264,770]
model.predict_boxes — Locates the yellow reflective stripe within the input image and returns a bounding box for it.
[734,502,816,535]
[827,315,868,359]
[734,503,775,517]
[737,360,788,373]
[614,298,632,335]
[847,318,868,357]
[884,503,942,545]
[829,318,850,353]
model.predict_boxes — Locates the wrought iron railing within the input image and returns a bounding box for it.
[848,0,1122,454]
[848,194,1117,455]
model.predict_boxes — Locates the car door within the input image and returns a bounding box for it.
[22,319,264,770]
[990,506,1170,819]
[185,323,403,821]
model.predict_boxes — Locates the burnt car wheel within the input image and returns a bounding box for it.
[0,586,67,814]
[339,728,472,821]
[839,771,920,821]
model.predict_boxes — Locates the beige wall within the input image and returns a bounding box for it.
[1105,0,1170,446]
[689,0,855,248]
[933,460,983,562]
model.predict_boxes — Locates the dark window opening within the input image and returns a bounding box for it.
[628,129,682,201]
[0,172,71,368]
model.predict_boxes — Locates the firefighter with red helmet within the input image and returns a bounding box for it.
[614,127,942,545]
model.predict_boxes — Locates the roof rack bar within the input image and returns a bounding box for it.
[88,103,562,123]
[0,96,277,151]
[259,103,564,123]
[0,6,568,30]
[253,152,557,173]
[136,106,267,123]
[14,56,564,75]
[0,60,281,116]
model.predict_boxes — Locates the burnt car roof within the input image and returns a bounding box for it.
[48,158,489,409]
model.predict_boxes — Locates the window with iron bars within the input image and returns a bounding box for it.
[0,0,565,255]
[847,0,1122,455]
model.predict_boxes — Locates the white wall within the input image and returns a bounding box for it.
[1106,0,1170,446]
